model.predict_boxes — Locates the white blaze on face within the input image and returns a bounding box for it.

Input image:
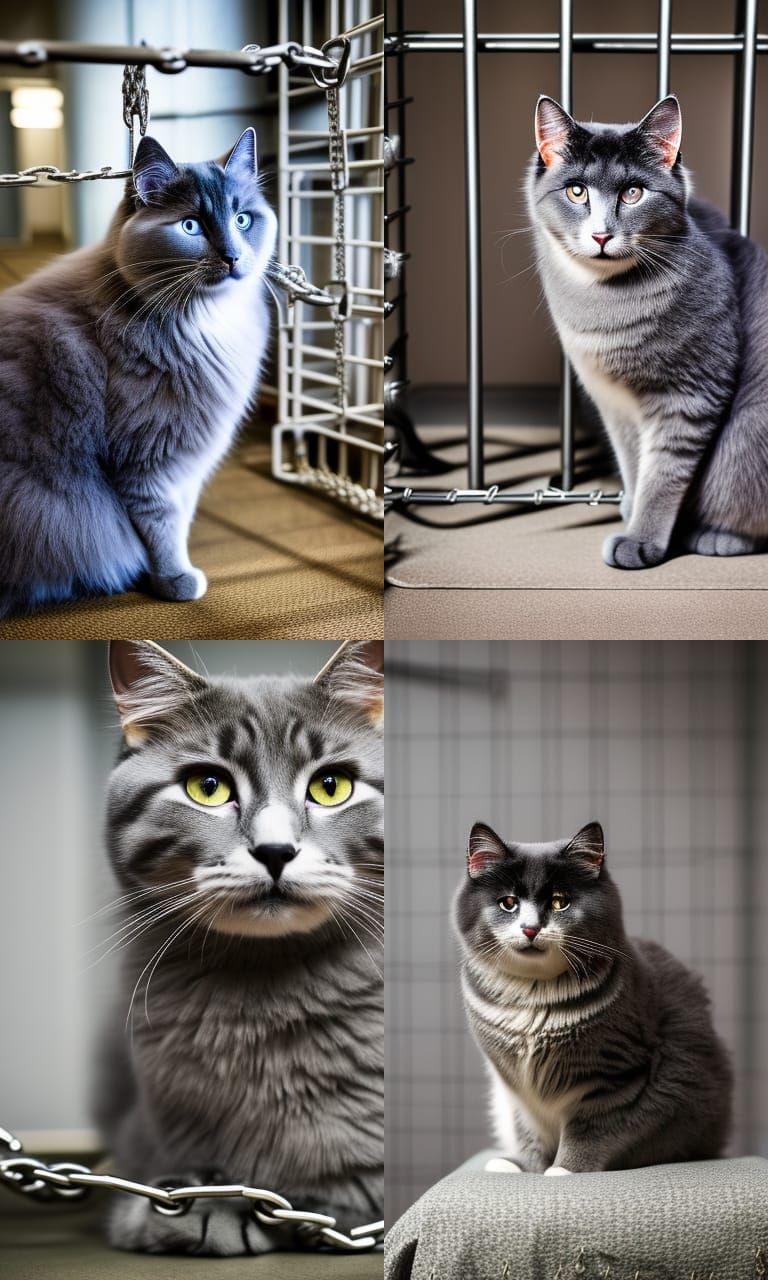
[250,802,298,849]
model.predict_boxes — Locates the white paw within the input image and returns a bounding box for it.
[485,1158,523,1173]
[544,1166,572,1176]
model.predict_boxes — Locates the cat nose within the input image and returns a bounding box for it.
[592,232,613,248]
[222,253,239,273]
[521,925,540,940]
[249,843,298,881]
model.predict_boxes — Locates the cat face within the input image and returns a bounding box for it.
[454,822,623,981]
[115,130,277,300]
[528,96,687,277]
[107,642,383,940]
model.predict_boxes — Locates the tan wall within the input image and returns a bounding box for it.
[400,0,768,386]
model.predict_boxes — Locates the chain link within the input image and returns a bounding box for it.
[122,60,149,167]
[0,1129,383,1253]
[324,45,351,416]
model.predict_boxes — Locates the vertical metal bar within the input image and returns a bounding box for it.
[657,0,672,99]
[396,0,407,386]
[731,0,758,236]
[559,0,574,492]
[463,0,484,489]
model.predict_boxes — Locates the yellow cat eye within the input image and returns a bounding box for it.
[498,896,518,913]
[307,772,353,807]
[551,893,571,912]
[566,183,588,204]
[185,772,232,807]
[620,185,644,205]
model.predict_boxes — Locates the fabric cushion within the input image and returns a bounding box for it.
[385,1150,768,1280]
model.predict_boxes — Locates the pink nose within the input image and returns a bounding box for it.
[592,232,613,248]
[522,926,540,940]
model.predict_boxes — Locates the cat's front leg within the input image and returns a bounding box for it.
[124,494,207,602]
[107,1175,282,1256]
[603,424,710,570]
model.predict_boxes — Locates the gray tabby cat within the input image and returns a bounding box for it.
[96,639,383,1255]
[0,130,276,615]
[454,821,732,1174]
[528,95,768,569]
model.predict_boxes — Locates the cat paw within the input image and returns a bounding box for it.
[544,1166,572,1176]
[108,1189,277,1256]
[684,528,760,557]
[485,1158,523,1173]
[602,534,666,570]
[148,568,207,601]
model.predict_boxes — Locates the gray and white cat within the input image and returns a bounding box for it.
[0,130,276,616]
[96,640,383,1255]
[454,821,732,1174]
[528,95,768,569]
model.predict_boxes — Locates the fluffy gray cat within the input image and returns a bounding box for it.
[96,640,383,1255]
[453,820,732,1174]
[528,94,768,569]
[0,130,276,616]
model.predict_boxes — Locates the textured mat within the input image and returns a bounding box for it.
[386,1150,768,1280]
[0,441,383,640]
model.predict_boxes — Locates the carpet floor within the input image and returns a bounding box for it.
[385,421,768,639]
[0,439,383,640]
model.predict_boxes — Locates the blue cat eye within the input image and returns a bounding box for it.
[234,212,253,231]
[180,217,203,236]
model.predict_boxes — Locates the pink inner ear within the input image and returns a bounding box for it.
[583,851,605,867]
[536,105,570,168]
[468,848,501,876]
[652,129,681,168]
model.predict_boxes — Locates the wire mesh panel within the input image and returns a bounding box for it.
[274,0,384,520]
[385,640,768,1225]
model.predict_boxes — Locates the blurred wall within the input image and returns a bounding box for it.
[385,641,768,1224]
[399,0,767,388]
[0,640,341,1149]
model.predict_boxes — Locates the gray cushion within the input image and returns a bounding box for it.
[385,1151,768,1280]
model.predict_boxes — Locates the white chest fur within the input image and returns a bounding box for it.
[489,1057,588,1158]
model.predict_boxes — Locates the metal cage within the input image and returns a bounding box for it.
[384,0,762,511]
[272,0,384,521]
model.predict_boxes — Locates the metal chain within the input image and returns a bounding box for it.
[122,59,149,167]
[320,38,352,417]
[0,39,345,185]
[0,1129,383,1254]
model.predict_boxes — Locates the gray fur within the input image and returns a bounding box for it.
[453,821,732,1173]
[527,95,768,569]
[0,130,276,615]
[96,641,383,1255]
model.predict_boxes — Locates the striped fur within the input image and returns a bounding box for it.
[97,642,383,1255]
[454,823,733,1173]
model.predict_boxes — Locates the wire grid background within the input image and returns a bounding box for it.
[275,0,383,510]
[385,641,768,1225]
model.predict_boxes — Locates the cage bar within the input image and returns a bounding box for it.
[384,7,764,511]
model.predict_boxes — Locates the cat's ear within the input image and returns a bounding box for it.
[535,95,576,167]
[635,95,682,168]
[467,822,508,879]
[563,822,605,877]
[132,136,179,204]
[108,641,204,746]
[313,641,383,726]
[221,127,258,178]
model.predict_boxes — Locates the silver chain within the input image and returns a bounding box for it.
[122,60,149,167]
[0,1128,383,1254]
[320,38,352,415]
[0,39,345,186]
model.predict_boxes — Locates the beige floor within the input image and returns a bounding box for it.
[0,239,382,640]
[385,422,768,639]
